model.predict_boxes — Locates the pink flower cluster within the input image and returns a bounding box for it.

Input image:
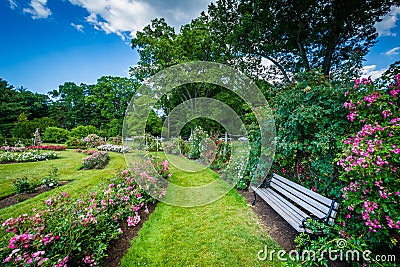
[343,99,358,122]
[127,212,141,227]
[27,145,66,151]
[4,249,48,266]
[354,77,372,89]
[363,91,381,107]
[82,254,97,266]
[361,201,382,232]
[54,255,69,267]
[385,216,400,229]
[0,146,25,152]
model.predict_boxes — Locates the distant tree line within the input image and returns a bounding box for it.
[0,76,161,143]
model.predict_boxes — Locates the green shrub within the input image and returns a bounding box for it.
[13,176,36,193]
[43,127,70,143]
[270,70,349,198]
[70,125,98,139]
[12,117,55,139]
[42,165,60,189]
[65,137,86,149]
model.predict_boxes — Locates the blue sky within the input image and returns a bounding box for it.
[1,0,399,94]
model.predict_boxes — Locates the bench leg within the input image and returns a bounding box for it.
[252,190,257,206]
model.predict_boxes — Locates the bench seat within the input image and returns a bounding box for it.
[251,173,339,233]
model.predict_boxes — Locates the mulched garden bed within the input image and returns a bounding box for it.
[0,181,70,210]
[238,189,351,267]
[100,203,156,267]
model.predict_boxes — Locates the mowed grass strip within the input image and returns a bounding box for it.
[0,150,127,220]
[121,156,283,267]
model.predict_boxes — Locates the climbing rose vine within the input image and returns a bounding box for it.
[338,75,400,254]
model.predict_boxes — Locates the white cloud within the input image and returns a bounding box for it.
[23,0,52,19]
[383,47,400,56]
[375,6,400,37]
[8,0,17,9]
[71,22,84,32]
[361,65,386,80]
[68,0,157,40]
[67,0,212,40]
[13,0,212,39]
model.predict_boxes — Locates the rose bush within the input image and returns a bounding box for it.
[337,74,400,257]
[81,151,110,170]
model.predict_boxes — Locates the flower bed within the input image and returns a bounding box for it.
[0,151,59,164]
[97,144,130,153]
[0,145,66,152]
[27,145,66,151]
[0,166,168,266]
[82,134,104,148]
[0,146,25,152]
[81,151,110,169]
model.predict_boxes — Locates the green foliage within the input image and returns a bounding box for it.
[270,71,349,197]
[13,176,36,194]
[49,82,93,129]
[43,127,70,143]
[12,117,55,139]
[69,125,98,139]
[87,76,137,123]
[105,118,122,137]
[145,110,162,136]
[224,0,395,80]
[0,80,50,138]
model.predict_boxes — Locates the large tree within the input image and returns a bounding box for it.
[0,79,51,138]
[86,76,137,134]
[0,79,26,137]
[130,16,254,135]
[220,0,399,81]
[49,82,102,129]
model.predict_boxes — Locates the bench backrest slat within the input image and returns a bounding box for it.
[272,174,333,206]
[270,179,328,219]
[270,173,338,220]
[266,187,309,221]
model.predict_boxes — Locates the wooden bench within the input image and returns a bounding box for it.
[251,173,339,233]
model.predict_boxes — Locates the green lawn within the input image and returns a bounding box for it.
[121,155,283,267]
[0,149,127,220]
